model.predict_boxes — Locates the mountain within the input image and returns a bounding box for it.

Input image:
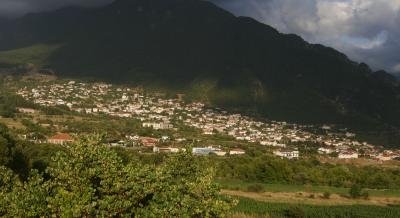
[1,0,400,138]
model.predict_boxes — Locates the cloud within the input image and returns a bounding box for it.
[0,0,113,17]
[341,31,388,50]
[393,64,400,72]
[211,0,400,74]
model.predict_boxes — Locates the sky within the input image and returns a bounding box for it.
[0,0,399,74]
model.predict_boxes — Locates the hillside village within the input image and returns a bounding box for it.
[14,80,400,161]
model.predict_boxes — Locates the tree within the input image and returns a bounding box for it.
[0,135,236,217]
[0,124,15,166]
[349,183,363,199]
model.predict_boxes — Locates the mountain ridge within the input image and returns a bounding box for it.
[0,0,400,136]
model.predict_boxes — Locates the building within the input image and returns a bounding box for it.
[213,151,227,156]
[47,133,74,145]
[229,148,246,155]
[17,107,36,114]
[153,147,183,153]
[318,147,335,154]
[274,149,299,159]
[375,151,398,161]
[142,122,173,130]
[192,147,214,155]
[139,137,159,147]
[338,151,359,159]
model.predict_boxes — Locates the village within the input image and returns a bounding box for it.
[14,80,400,161]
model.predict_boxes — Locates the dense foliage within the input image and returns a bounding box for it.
[0,92,33,118]
[215,155,400,189]
[0,123,15,166]
[0,123,30,179]
[0,135,235,217]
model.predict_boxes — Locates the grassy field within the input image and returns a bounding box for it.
[0,117,25,129]
[0,44,61,66]
[223,189,400,206]
[230,197,400,218]
[218,179,400,197]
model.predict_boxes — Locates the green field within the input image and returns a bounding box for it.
[231,197,400,218]
[0,44,61,66]
[218,179,400,197]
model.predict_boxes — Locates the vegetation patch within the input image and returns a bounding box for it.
[0,44,61,67]
[232,197,400,218]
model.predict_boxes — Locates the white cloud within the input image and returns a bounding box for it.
[342,31,388,50]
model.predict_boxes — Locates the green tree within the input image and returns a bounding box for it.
[0,123,14,166]
[349,183,363,199]
[0,135,235,217]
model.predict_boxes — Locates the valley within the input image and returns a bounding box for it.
[1,0,400,216]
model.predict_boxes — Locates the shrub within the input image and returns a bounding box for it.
[284,207,305,218]
[247,184,265,193]
[322,191,331,199]
[362,191,369,200]
[349,184,363,199]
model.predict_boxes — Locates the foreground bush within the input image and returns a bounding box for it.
[0,135,235,217]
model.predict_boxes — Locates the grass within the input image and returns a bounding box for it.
[218,179,400,197]
[231,197,400,218]
[0,117,25,129]
[0,44,61,66]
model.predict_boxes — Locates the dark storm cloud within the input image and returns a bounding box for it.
[211,0,400,74]
[0,0,113,17]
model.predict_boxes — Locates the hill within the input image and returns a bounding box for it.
[0,0,400,137]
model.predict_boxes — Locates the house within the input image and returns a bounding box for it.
[17,107,36,114]
[213,151,227,156]
[338,151,359,159]
[274,149,299,159]
[47,133,74,145]
[153,147,183,153]
[318,147,335,154]
[375,151,397,161]
[142,122,173,130]
[203,128,214,135]
[207,146,227,156]
[109,140,126,147]
[192,147,214,155]
[161,136,170,141]
[229,148,246,155]
[139,137,159,147]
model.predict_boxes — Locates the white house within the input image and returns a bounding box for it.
[153,147,182,153]
[274,149,299,159]
[229,148,246,155]
[17,107,36,114]
[338,151,359,159]
[143,122,173,130]
[318,147,335,154]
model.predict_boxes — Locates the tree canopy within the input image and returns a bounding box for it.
[0,135,235,217]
